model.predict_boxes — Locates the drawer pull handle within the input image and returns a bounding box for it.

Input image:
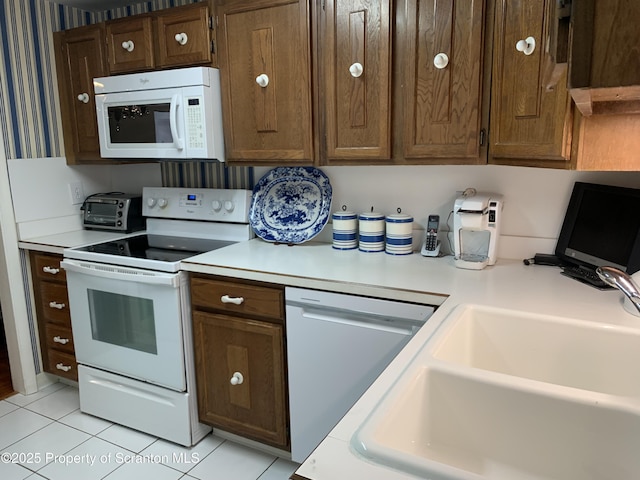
[77,93,90,104]
[230,372,244,386]
[221,295,244,305]
[174,32,188,45]
[53,336,70,345]
[56,363,72,372]
[121,40,135,52]
[49,301,66,310]
[42,266,60,275]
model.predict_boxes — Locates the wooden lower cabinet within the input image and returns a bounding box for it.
[190,275,288,449]
[29,252,78,381]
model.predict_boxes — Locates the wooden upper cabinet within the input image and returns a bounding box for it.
[54,24,108,164]
[156,2,212,68]
[106,3,213,74]
[397,0,486,163]
[216,0,314,164]
[489,0,572,167]
[320,0,392,163]
[106,16,155,74]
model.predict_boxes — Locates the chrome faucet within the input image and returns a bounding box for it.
[596,266,640,315]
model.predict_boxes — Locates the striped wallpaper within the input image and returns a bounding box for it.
[0,0,253,189]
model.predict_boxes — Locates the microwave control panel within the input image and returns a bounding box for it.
[186,96,204,150]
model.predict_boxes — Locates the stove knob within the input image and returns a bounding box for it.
[158,198,168,209]
[224,200,234,212]
[147,198,157,208]
[211,200,222,212]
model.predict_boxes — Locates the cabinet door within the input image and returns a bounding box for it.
[489,0,572,167]
[53,25,107,164]
[217,0,313,164]
[193,311,288,448]
[106,16,155,74]
[398,0,486,162]
[156,3,212,68]
[321,0,391,163]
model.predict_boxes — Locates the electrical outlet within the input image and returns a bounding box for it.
[68,182,85,205]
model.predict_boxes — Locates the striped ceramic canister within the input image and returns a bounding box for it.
[358,212,385,252]
[385,214,414,255]
[332,210,358,250]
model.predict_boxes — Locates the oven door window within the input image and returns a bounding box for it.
[88,290,157,355]
[107,103,173,144]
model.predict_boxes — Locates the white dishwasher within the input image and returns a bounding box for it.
[285,287,434,462]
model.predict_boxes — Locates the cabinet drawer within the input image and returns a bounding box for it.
[32,253,66,282]
[39,283,71,326]
[47,350,78,381]
[44,324,75,355]
[190,277,284,321]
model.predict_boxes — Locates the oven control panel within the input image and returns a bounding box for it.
[143,187,252,223]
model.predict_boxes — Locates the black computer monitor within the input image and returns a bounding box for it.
[555,182,640,274]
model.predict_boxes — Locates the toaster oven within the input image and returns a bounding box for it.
[82,193,144,232]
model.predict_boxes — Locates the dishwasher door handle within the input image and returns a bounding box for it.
[297,307,418,336]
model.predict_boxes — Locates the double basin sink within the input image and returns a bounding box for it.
[352,304,640,480]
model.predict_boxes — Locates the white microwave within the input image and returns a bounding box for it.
[94,67,225,161]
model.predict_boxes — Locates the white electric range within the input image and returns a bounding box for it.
[61,187,253,446]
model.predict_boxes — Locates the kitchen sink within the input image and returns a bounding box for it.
[432,304,640,397]
[353,365,640,480]
[352,304,640,479]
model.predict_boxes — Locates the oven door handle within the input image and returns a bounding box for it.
[60,259,179,287]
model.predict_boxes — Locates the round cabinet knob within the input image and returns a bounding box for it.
[174,32,188,45]
[433,53,449,69]
[147,198,157,208]
[211,200,222,212]
[77,93,90,104]
[157,198,168,209]
[230,372,244,386]
[515,36,536,56]
[255,74,269,88]
[224,200,234,212]
[349,62,364,78]
[121,40,135,52]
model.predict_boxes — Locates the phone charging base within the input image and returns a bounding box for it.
[421,241,441,257]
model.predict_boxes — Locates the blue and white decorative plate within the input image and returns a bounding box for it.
[249,167,333,244]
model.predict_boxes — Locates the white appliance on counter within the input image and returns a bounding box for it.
[94,67,225,160]
[285,287,434,463]
[61,187,253,446]
[453,191,503,270]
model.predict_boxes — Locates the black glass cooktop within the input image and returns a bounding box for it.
[75,234,234,263]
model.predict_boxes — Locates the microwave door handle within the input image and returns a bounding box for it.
[169,94,184,150]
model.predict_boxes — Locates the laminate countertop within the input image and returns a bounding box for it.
[182,238,639,480]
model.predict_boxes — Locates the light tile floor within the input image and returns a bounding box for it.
[0,384,300,480]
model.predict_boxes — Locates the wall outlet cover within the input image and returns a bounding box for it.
[68,182,85,205]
